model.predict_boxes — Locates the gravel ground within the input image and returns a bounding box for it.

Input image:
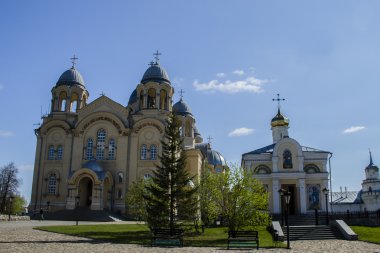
[0,220,379,253]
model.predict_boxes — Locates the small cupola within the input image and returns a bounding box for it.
[56,67,85,88]
[271,109,289,127]
[173,98,193,117]
[141,61,171,85]
[134,51,173,111]
[51,55,89,113]
[271,94,289,143]
[365,151,379,179]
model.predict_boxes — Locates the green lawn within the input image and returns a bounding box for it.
[351,226,380,244]
[36,224,283,248]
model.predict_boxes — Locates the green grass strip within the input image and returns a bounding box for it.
[351,226,380,244]
[35,224,284,248]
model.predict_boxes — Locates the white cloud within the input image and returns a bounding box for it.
[0,130,14,137]
[193,76,267,94]
[228,127,255,137]
[216,73,225,78]
[233,70,245,76]
[19,164,34,171]
[342,126,366,134]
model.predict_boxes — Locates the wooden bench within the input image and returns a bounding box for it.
[151,228,184,247]
[227,230,259,250]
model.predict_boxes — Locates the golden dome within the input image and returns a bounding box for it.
[271,109,289,127]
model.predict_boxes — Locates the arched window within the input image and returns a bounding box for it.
[48,173,57,195]
[144,173,152,180]
[254,165,271,174]
[304,164,320,173]
[150,144,157,160]
[139,92,144,109]
[48,145,55,160]
[117,189,123,199]
[185,121,192,137]
[70,93,78,112]
[283,150,293,169]
[160,89,167,109]
[59,91,67,111]
[140,144,147,160]
[147,88,156,109]
[86,138,93,160]
[108,139,116,160]
[96,129,106,160]
[57,145,63,160]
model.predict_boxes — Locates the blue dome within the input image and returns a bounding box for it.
[56,67,85,87]
[207,149,227,167]
[141,63,170,84]
[83,160,104,173]
[128,89,138,105]
[173,99,193,116]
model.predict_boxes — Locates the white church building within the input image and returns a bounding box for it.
[242,99,331,215]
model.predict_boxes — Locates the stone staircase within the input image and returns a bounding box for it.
[282,225,344,241]
[274,214,344,241]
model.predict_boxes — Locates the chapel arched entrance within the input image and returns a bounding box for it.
[78,177,93,208]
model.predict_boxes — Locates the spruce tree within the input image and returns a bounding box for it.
[145,113,197,230]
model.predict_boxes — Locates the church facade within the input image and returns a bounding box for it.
[29,55,227,214]
[242,105,331,215]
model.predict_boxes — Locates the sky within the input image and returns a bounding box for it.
[1,1,380,204]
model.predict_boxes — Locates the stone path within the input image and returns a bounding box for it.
[0,221,379,252]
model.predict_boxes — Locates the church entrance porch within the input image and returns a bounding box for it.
[281,184,297,215]
[65,167,114,211]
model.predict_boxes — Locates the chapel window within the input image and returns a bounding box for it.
[140,144,147,160]
[57,145,63,160]
[160,89,167,110]
[117,189,123,199]
[108,139,116,160]
[147,88,156,109]
[283,150,293,169]
[48,145,55,160]
[47,173,57,195]
[150,144,157,160]
[86,138,94,160]
[96,129,106,160]
[144,173,152,180]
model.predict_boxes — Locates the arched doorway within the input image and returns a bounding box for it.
[78,177,93,208]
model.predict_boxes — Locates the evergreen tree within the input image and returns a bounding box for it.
[145,113,197,229]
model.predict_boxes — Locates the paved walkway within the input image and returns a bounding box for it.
[0,220,379,252]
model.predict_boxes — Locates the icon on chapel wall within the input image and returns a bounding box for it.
[283,150,293,169]
[307,185,320,210]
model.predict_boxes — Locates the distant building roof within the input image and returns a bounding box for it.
[243,144,330,156]
[331,191,362,204]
